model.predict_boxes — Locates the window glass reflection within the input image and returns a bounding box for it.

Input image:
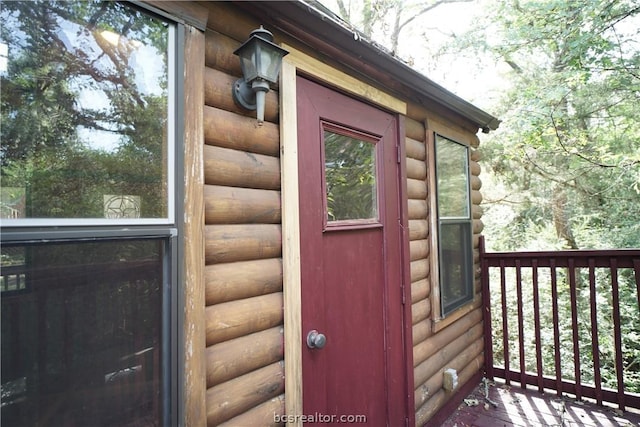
[436,136,470,218]
[439,222,472,312]
[324,130,378,222]
[0,1,170,220]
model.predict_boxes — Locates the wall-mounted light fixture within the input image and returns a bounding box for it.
[233,26,289,125]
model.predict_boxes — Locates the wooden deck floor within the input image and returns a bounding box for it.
[441,380,640,427]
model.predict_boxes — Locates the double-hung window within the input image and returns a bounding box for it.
[1,2,179,425]
[434,134,474,317]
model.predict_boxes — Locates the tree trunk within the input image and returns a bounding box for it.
[552,187,578,249]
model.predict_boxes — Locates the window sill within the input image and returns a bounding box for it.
[431,297,481,333]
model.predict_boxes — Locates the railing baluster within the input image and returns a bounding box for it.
[588,258,602,405]
[516,259,526,388]
[481,236,494,380]
[483,248,639,410]
[633,259,640,314]
[568,258,582,400]
[550,259,562,397]
[610,258,625,411]
[500,259,510,385]
[532,259,543,392]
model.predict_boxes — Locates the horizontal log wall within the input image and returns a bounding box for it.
[407,107,485,426]
[203,3,285,425]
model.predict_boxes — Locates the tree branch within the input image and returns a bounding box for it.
[398,0,474,33]
[335,0,350,21]
[550,114,638,169]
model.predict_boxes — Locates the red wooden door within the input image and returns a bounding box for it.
[297,76,408,426]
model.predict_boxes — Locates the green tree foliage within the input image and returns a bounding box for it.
[461,0,640,251]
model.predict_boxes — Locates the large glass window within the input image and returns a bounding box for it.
[435,134,474,316]
[0,2,177,426]
[0,0,173,224]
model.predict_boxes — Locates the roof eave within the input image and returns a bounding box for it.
[245,0,500,132]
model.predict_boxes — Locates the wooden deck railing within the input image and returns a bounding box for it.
[480,237,640,410]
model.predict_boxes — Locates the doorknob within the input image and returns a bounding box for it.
[306,329,327,349]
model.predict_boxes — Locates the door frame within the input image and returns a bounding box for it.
[279,44,413,426]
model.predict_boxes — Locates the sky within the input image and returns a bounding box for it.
[0,42,7,72]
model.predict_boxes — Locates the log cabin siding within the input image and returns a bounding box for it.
[203,5,285,424]
[406,108,486,426]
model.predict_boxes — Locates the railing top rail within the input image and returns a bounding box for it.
[482,248,640,259]
[478,237,640,268]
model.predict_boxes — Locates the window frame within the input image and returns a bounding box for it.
[0,2,183,425]
[429,131,476,329]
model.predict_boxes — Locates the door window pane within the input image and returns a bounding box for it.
[324,130,378,222]
[1,239,165,426]
[436,136,470,218]
[0,1,171,220]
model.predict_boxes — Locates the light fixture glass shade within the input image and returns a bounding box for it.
[232,26,289,124]
[234,27,288,84]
